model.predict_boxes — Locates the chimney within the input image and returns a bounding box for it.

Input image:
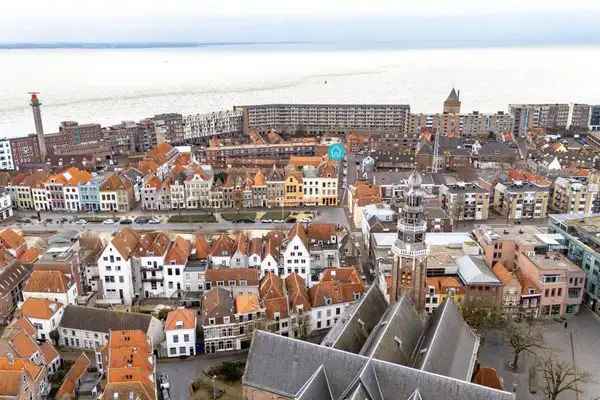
[7,352,14,365]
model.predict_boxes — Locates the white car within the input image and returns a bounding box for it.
[261,219,272,223]
[148,217,161,224]
[75,219,87,225]
[103,219,116,224]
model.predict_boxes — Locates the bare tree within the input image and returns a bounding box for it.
[504,321,545,370]
[541,356,590,400]
[461,297,504,332]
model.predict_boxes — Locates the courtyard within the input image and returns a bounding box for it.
[479,307,600,400]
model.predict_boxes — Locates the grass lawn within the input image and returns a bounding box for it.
[191,376,243,400]
[221,212,257,222]
[168,214,217,223]
[258,210,291,220]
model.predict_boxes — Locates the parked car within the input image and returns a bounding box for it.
[261,219,272,223]
[119,218,133,225]
[16,218,31,223]
[148,217,161,224]
[135,216,150,224]
[75,219,88,225]
[103,219,116,224]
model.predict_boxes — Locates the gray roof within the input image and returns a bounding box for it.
[59,305,153,334]
[296,365,333,400]
[360,296,426,366]
[243,330,514,400]
[457,255,501,285]
[244,330,367,399]
[321,284,388,353]
[415,299,480,381]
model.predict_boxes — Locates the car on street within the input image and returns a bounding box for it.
[43,218,53,223]
[103,219,116,224]
[16,218,32,223]
[261,219,272,223]
[135,216,150,224]
[148,217,161,224]
[119,218,133,225]
[75,219,88,225]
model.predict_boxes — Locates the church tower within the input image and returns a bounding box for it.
[443,88,461,114]
[390,170,427,311]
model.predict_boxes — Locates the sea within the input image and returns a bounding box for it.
[1,42,600,138]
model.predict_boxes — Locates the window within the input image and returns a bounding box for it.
[169,348,176,355]
[173,335,179,343]
[184,334,190,342]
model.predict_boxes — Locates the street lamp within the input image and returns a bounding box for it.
[212,375,217,400]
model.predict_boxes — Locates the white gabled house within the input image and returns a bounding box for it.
[164,308,197,357]
[163,237,191,298]
[20,298,65,341]
[97,228,140,305]
[282,224,312,285]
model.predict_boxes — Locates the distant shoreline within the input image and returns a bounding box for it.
[1,40,599,51]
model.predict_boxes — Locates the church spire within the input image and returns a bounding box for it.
[390,169,428,310]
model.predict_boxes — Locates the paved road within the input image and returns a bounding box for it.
[3,207,349,235]
[157,352,246,400]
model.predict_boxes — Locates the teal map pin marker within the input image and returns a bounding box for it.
[328,143,346,161]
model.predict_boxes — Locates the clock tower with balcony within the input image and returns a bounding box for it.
[390,170,428,310]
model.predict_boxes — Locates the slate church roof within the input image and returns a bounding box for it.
[244,284,511,400]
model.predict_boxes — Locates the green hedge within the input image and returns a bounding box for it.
[168,214,217,223]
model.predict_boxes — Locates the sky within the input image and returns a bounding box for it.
[3,0,600,45]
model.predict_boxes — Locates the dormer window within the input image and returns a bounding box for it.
[228,280,236,286]
[223,316,230,324]
[209,318,215,325]
[176,320,183,328]
[324,297,332,305]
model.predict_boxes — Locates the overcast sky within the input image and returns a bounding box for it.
[3,0,600,44]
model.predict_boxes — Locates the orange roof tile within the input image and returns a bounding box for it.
[426,276,465,294]
[0,357,43,382]
[285,273,311,312]
[165,237,191,265]
[253,170,266,187]
[474,367,503,390]
[209,234,236,257]
[321,268,362,285]
[111,228,141,260]
[56,353,91,399]
[21,298,63,320]
[10,318,36,337]
[263,297,289,320]
[0,229,25,250]
[307,224,336,241]
[165,308,196,331]
[492,263,515,286]
[205,268,259,286]
[24,270,72,293]
[0,370,23,397]
[235,293,260,314]
[194,233,211,259]
[40,342,60,363]
[17,247,39,264]
[259,273,284,300]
